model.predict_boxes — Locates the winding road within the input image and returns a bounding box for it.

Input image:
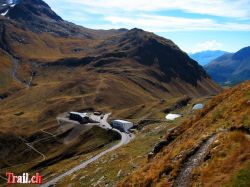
[41,113,134,187]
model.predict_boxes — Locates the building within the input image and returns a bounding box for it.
[192,103,204,110]
[69,112,90,124]
[112,120,133,133]
[94,111,102,116]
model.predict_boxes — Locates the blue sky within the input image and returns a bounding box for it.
[44,0,250,53]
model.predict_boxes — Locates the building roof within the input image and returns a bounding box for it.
[113,119,133,124]
[69,112,88,118]
[166,113,181,120]
[192,103,204,110]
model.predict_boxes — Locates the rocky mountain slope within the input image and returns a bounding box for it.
[0,0,220,94]
[205,46,250,85]
[0,0,221,117]
[119,81,250,187]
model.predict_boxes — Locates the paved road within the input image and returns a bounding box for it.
[41,113,134,187]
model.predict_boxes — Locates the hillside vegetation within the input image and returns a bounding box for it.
[0,0,222,185]
[0,49,13,89]
[119,81,250,187]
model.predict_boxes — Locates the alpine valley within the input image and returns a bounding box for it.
[0,0,249,187]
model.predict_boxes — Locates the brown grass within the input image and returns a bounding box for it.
[118,81,250,187]
[192,131,250,187]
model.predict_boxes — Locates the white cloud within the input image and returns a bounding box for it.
[102,15,250,32]
[71,0,250,18]
[45,0,250,32]
[191,40,223,53]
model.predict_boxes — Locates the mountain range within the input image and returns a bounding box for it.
[205,46,250,85]
[0,0,220,99]
[189,50,228,66]
[0,0,235,186]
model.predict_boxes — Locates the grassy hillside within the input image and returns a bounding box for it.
[0,49,13,89]
[54,96,209,186]
[0,1,223,185]
[119,81,250,187]
[0,17,95,62]
[0,124,120,185]
[0,58,218,185]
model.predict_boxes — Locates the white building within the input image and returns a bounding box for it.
[192,103,204,110]
[165,113,182,120]
[112,120,133,133]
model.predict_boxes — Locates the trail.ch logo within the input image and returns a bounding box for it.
[6,172,42,184]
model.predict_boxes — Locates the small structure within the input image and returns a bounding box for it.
[166,113,182,120]
[112,120,133,133]
[192,103,204,110]
[69,112,90,124]
[94,111,102,116]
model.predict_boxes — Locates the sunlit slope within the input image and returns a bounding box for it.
[119,81,250,187]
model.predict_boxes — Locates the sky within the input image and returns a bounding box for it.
[44,0,250,53]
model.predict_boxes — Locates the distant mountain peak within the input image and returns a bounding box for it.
[205,46,250,85]
[0,0,78,37]
[189,50,228,66]
[0,0,20,16]
[1,0,62,21]
[232,46,250,61]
